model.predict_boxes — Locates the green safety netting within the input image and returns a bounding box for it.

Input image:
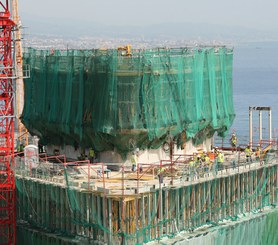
[15,209,278,245]
[15,163,278,245]
[22,47,235,155]
[16,210,278,245]
[159,209,278,245]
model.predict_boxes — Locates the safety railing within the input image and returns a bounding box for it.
[13,144,278,198]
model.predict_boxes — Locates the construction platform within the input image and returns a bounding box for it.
[14,149,278,245]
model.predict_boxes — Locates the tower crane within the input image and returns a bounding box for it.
[0,0,28,243]
[0,0,16,243]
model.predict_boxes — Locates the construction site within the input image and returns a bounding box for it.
[0,1,277,245]
[14,143,278,245]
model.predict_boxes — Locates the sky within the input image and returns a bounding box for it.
[19,0,278,31]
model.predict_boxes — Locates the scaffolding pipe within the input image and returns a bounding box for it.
[269,109,272,141]
[250,106,272,147]
[249,107,253,147]
[259,110,262,142]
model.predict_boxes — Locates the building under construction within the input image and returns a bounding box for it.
[5,46,276,245]
[0,1,276,244]
[15,152,278,245]
[0,33,276,244]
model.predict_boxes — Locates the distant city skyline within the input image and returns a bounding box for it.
[20,0,278,33]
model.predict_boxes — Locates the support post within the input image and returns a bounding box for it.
[249,107,253,148]
[108,198,112,244]
[165,189,169,234]
[269,108,272,141]
[259,110,262,142]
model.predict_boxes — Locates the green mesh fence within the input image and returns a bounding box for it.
[158,209,278,245]
[22,47,234,155]
[15,163,278,245]
[16,224,80,245]
[16,209,278,245]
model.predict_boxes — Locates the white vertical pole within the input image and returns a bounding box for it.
[269,108,272,142]
[259,110,262,143]
[249,107,253,148]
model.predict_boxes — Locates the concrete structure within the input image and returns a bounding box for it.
[15,149,278,244]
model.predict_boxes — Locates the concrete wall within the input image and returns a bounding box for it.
[45,137,213,165]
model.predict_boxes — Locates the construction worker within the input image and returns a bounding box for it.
[193,152,198,164]
[230,133,237,151]
[201,151,207,162]
[189,157,196,179]
[78,149,86,160]
[195,156,202,177]
[139,163,143,173]
[157,166,166,183]
[131,149,139,172]
[89,147,95,163]
[213,147,219,155]
[205,154,210,164]
[217,150,224,171]
[208,150,216,171]
[189,157,195,166]
[255,145,261,161]
[217,151,224,163]
[97,169,102,178]
[38,142,44,154]
[245,145,252,163]
[204,153,211,173]
[208,150,216,162]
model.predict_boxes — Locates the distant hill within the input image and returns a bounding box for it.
[21,15,278,41]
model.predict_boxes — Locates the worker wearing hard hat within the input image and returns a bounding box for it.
[230,133,237,152]
[217,151,224,163]
[245,145,252,163]
[216,150,224,172]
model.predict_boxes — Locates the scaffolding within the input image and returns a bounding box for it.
[14,141,278,244]
[22,47,235,156]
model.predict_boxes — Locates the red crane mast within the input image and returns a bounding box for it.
[0,0,16,244]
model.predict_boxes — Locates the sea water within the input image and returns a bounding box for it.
[224,41,278,144]
[233,41,278,137]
